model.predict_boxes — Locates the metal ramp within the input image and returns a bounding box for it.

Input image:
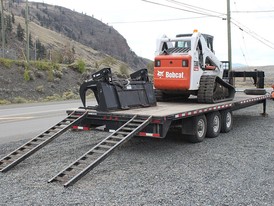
[48,115,152,187]
[0,111,88,172]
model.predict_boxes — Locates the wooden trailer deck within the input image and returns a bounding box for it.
[78,92,270,119]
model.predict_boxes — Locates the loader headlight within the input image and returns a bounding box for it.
[155,60,161,67]
[182,60,188,67]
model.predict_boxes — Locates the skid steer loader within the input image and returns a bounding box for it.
[154,30,235,103]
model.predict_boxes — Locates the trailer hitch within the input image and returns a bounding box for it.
[79,68,156,111]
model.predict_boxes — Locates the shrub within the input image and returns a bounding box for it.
[36,85,44,93]
[102,56,117,67]
[0,99,11,104]
[0,58,14,68]
[12,97,28,104]
[31,61,60,71]
[119,64,129,77]
[33,61,48,70]
[53,69,63,78]
[28,70,35,81]
[47,69,54,82]
[45,94,61,101]
[24,69,30,81]
[76,59,86,73]
[15,60,27,67]
[35,70,44,79]
[62,91,76,100]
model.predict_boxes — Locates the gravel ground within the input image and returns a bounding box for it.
[0,100,274,206]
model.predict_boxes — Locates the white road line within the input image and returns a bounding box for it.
[0,108,69,118]
[0,117,33,120]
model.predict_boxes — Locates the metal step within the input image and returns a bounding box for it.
[48,115,152,187]
[0,111,88,172]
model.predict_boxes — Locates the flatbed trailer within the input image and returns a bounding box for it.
[0,92,271,187]
[73,92,269,140]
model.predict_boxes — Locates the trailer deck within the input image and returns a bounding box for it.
[114,93,268,117]
[71,92,269,140]
[75,92,269,119]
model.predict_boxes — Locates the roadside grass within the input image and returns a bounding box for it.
[0,99,11,104]
[0,91,82,105]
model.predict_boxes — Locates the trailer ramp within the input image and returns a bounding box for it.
[0,111,88,172]
[48,115,152,187]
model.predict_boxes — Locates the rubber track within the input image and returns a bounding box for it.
[197,75,235,103]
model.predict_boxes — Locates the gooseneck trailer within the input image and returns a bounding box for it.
[0,68,272,187]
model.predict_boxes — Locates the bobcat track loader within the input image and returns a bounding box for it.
[154,30,235,103]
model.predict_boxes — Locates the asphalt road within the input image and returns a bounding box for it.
[0,99,95,144]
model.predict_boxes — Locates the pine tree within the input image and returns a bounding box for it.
[0,11,2,30]
[11,12,15,24]
[16,23,24,41]
[36,39,46,59]
[6,15,12,33]
[29,32,33,48]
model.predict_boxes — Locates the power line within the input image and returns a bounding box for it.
[166,0,225,16]
[232,10,274,13]
[109,16,210,24]
[231,20,274,50]
[140,0,274,52]
[231,1,274,50]
[232,18,274,47]
[111,0,225,24]
[233,1,249,65]
[140,0,224,18]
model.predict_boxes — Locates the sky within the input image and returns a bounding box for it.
[31,0,274,66]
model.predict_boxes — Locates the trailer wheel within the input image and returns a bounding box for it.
[206,111,221,138]
[185,115,207,143]
[220,110,233,133]
[244,88,266,95]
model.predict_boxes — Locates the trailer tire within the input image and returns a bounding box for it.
[206,111,221,138]
[185,115,207,143]
[244,88,266,95]
[220,110,233,133]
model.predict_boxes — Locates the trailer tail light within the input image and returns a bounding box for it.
[155,60,161,67]
[182,60,188,67]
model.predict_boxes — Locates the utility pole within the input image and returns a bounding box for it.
[25,0,29,63]
[227,0,232,71]
[1,0,5,58]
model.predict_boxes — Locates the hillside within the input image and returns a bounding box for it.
[7,1,150,70]
[0,1,155,104]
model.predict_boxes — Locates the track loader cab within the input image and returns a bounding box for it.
[154,33,196,93]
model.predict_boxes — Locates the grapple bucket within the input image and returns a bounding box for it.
[79,68,156,111]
